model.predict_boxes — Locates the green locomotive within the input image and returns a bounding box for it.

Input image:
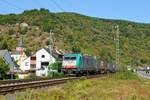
[61,53,99,75]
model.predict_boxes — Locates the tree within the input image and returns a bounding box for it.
[49,62,62,71]
[0,58,9,79]
[25,49,31,56]
[72,45,81,53]
[48,62,63,78]
[8,29,15,35]
[0,40,8,49]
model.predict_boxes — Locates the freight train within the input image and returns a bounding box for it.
[61,53,118,76]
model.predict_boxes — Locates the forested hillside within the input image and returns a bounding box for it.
[0,9,150,67]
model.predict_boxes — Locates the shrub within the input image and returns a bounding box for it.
[48,71,64,78]
[114,71,139,80]
[24,73,43,80]
[0,58,9,79]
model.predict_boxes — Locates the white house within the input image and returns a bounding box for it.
[36,48,56,77]
[20,54,37,72]
[20,56,30,71]
[19,55,36,79]
[20,47,63,77]
[17,56,32,79]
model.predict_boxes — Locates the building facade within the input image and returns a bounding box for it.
[35,48,56,77]
[20,56,31,71]
[21,47,63,77]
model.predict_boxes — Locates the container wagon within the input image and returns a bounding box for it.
[98,60,118,73]
[97,60,108,74]
[107,63,116,73]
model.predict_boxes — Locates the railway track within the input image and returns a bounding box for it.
[0,78,51,85]
[0,77,70,85]
[0,74,104,95]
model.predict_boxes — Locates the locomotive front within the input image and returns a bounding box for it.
[61,54,81,75]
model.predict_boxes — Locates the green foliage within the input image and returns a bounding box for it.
[72,45,81,53]
[24,48,31,56]
[0,40,8,50]
[24,73,43,80]
[0,58,9,79]
[113,71,140,80]
[48,71,64,78]
[0,9,150,67]
[4,74,150,100]
[0,35,17,50]
[49,62,62,71]
[48,62,63,78]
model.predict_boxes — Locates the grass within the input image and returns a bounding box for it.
[1,71,150,100]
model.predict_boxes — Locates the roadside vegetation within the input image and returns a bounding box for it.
[0,71,150,100]
[48,62,64,78]
[0,58,9,79]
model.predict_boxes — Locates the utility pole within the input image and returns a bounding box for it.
[11,65,14,80]
[49,30,53,54]
[114,25,120,69]
[49,30,54,77]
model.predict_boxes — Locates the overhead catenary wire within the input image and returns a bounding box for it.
[0,0,24,11]
[50,0,94,54]
[49,0,77,53]
[50,0,74,32]
[51,0,66,12]
[49,0,71,32]
[48,0,65,49]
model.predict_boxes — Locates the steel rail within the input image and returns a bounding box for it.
[0,77,77,95]
[0,77,71,85]
[0,74,105,95]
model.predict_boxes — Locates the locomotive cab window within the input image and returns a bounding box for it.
[70,57,76,60]
[64,57,76,60]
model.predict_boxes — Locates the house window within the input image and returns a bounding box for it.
[25,62,29,66]
[41,55,45,58]
[30,64,36,68]
[31,57,36,60]
[41,62,49,66]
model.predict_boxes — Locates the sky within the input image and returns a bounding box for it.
[0,0,149,23]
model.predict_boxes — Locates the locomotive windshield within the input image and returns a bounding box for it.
[62,56,77,67]
[64,57,76,60]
